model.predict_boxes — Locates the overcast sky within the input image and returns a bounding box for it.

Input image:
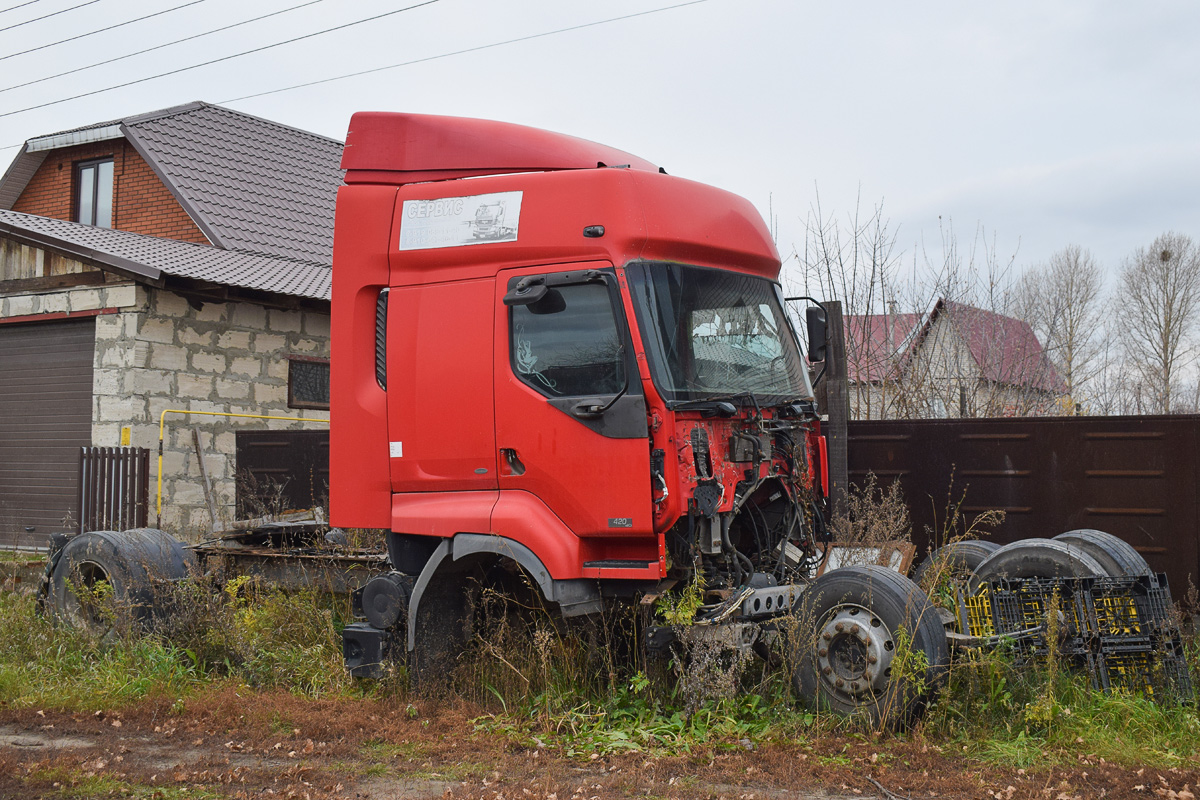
[2,0,1197,303]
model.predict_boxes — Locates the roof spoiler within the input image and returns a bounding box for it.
[340,112,660,185]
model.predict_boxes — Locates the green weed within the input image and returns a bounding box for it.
[17,763,222,799]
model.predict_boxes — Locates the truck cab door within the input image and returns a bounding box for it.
[493,264,652,537]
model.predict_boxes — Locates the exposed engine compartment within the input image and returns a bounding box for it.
[664,407,829,616]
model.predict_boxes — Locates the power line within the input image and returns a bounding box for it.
[0,0,440,119]
[0,0,100,34]
[0,0,328,95]
[223,0,712,104]
[0,1,43,16]
[0,0,208,63]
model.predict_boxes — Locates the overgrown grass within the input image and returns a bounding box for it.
[0,590,204,710]
[926,642,1200,767]
[0,575,352,710]
[1,543,1198,770]
[0,549,44,564]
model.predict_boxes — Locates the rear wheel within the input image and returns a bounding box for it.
[911,540,1001,587]
[793,565,949,728]
[1053,529,1150,577]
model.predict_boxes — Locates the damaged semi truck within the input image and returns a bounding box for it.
[330,112,949,723]
[40,112,956,726]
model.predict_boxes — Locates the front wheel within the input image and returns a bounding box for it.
[792,565,949,728]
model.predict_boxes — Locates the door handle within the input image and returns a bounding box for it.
[499,448,526,476]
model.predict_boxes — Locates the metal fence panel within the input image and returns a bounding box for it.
[847,415,1200,595]
[78,447,150,533]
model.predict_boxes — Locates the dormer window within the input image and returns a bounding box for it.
[75,158,113,227]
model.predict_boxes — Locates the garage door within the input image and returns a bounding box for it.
[0,318,95,549]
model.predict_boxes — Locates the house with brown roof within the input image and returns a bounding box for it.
[0,102,342,547]
[845,299,1066,419]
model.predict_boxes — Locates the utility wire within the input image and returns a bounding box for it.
[222,0,711,103]
[0,0,328,94]
[0,0,208,63]
[0,0,42,16]
[0,0,100,34]
[0,0,439,119]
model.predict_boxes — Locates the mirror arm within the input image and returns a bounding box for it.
[785,295,829,385]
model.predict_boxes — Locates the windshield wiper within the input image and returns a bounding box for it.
[671,396,740,417]
[672,392,767,417]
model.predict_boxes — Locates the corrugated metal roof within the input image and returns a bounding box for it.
[0,101,344,270]
[123,103,343,265]
[0,210,330,300]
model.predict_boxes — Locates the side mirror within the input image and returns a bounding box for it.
[503,279,548,306]
[503,279,567,314]
[806,306,827,363]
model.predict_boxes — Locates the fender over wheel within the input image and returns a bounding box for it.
[1053,529,1151,578]
[793,565,949,728]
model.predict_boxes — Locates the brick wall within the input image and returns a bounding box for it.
[12,140,210,245]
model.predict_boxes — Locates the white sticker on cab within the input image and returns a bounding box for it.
[389,441,403,458]
[398,191,522,251]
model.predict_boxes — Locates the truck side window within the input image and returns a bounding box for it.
[510,282,625,397]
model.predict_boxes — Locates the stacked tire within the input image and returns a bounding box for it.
[44,528,196,637]
[911,529,1151,587]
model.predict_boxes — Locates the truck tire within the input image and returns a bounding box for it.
[48,529,196,637]
[969,538,1108,588]
[911,540,1001,587]
[793,565,949,728]
[1053,529,1151,578]
[409,557,553,693]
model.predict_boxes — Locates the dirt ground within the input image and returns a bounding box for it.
[2,689,1197,800]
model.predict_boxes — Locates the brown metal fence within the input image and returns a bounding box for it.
[847,415,1200,595]
[78,447,150,534]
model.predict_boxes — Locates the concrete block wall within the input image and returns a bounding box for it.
[0,280,138,319]
[92,286,330,536]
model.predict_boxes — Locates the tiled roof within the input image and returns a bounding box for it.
[1,101,344,270]
[940,300,1065,393]
[845,299,1065,393]
[843,311,923,383]
[0,210,330,300]
[122,103,343,265]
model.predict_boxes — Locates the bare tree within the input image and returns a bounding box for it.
[789,192,903,419]
[1013,245,1105,412]
[1114,232,1200,414]
[791,204,1062,420]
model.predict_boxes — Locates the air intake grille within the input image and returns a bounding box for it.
[375,289,388,390]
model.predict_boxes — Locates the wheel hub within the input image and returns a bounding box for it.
[815,604,894,698]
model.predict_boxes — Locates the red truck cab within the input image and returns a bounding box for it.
[332,112,840,681]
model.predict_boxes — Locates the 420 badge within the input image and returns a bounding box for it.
[398,191,523,251]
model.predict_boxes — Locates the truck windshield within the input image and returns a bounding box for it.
[625,262,814,405]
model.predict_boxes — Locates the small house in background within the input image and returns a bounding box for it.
[0,102,341,546]
[845,298,1066,420]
